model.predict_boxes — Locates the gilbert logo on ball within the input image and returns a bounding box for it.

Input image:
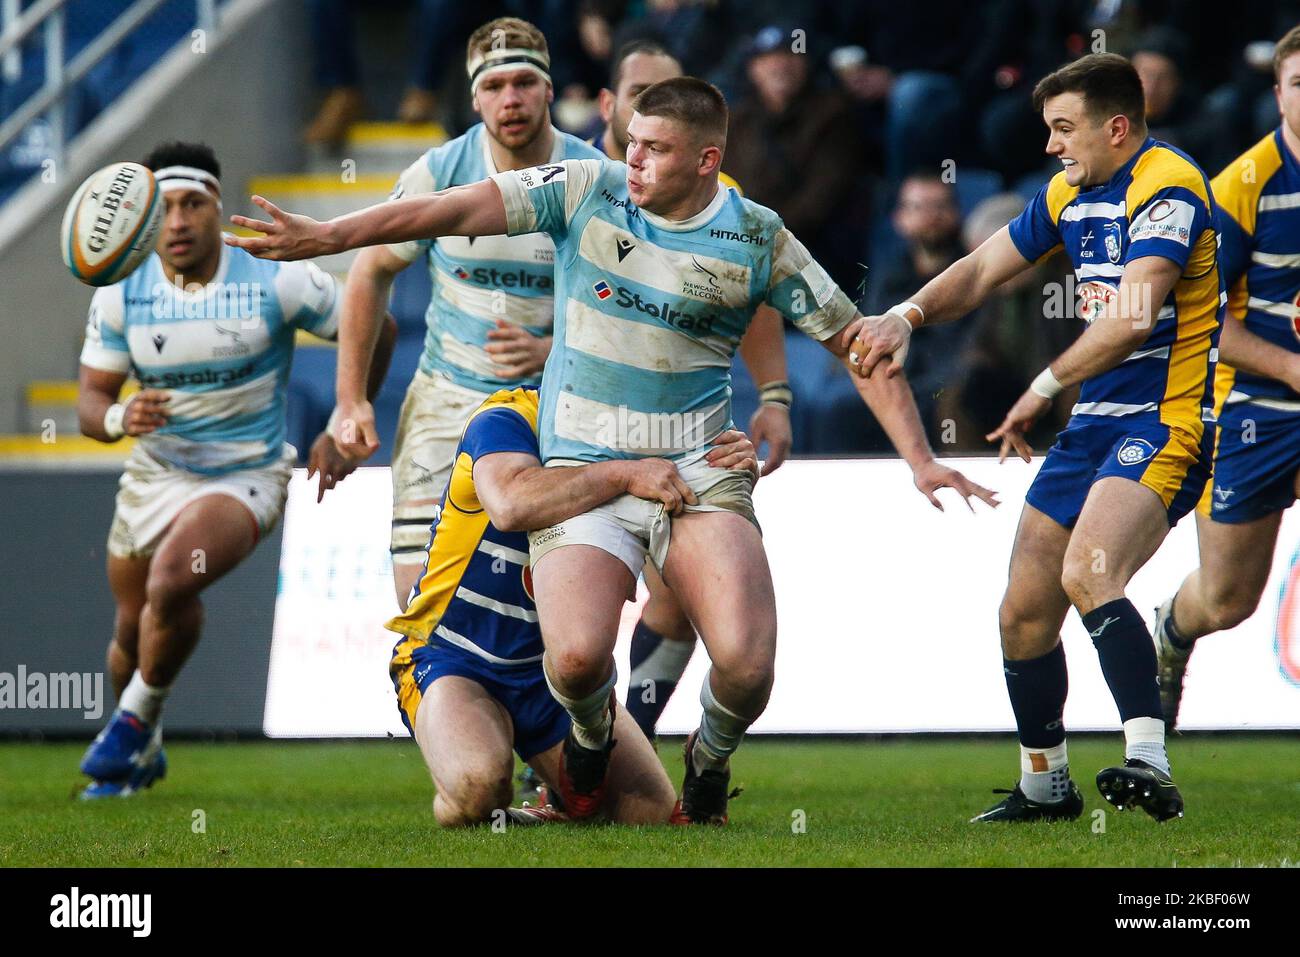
[61,162,163,287]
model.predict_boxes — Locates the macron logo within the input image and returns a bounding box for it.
[50,887,151,937]
[1089,616,1120,639]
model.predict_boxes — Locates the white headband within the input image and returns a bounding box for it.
[468,46,551,95]
[153,165,222,207]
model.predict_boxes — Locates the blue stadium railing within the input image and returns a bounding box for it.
[0,0,226,206]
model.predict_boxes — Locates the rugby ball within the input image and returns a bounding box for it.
[61,162,163,287]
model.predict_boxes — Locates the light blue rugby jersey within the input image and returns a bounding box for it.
[490,158,857,462]
[386,123,602,392]
[78,245,341,475]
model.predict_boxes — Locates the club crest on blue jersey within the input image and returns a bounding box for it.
[1117,437,1157,466]
[1103,221,1124,264]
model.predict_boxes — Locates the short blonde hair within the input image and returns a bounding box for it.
[466,17,549,68]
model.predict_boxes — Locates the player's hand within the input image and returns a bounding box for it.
[306,430,359,503]
[331,399,381,460]
[986,389,1051,464]
[485,322,551,378]
[912,459,1000,512]
[225,196,338,261]
[620,458,698,516]
[705,428,759,479]
[746,405,791,476]
[122,389,170,435]
[845,311,913,378]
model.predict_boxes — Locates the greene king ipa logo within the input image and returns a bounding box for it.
[1272,544,1300,686]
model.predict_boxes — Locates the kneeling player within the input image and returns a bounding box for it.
[387,387,758,825]
[75,141,395,797]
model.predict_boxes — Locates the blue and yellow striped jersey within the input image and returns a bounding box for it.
[385,388,543,666]
[1209,126,1300,408]
[1009,137,1224,435]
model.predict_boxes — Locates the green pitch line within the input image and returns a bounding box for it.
[0,737,1295,867]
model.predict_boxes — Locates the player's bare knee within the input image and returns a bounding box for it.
[145,563,204,614]
[1059,552,1117,611]
[549,646,607,691]
[458,771,514,822]
[1205,584,1261,632]
[433,793,481,828]
[707,643,772,698]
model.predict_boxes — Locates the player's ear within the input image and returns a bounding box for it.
[598,88,615,124]
[545,82,554,106]
[699,144,722,177]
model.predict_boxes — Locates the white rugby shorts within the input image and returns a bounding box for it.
[107,443,294,559]
[526,449,758,580]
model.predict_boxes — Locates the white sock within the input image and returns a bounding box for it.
[544,661,615,750]
[1124,716,1170,775]
[118,671,170,726]
[1019,741,1071,803]
[693,675,751,775]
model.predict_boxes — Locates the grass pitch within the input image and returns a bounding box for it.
[1,736,1295,867]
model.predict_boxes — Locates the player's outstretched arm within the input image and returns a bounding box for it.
[821,330,998,512]
[224,180,509,261]
[474,431,758,532]
[848,225,1032,378]
[737,305,793,476]
[985,254,1180,463]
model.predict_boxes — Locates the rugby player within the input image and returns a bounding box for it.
[334,19,790,622]
[592,38,795,741]
[333,18,601,609]
[854,54,1223,822]
[76,141,395,798]
[387,386,759,826]
[227,77,997,825]
[1154,26,1300,729]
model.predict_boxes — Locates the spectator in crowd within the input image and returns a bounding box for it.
[867,175,972,438]
[934,194,1077,451]
[827,1,976,181]
[970,0,1092,186]
[1128,27,1233,172]
[725,24,867,289]
[304,0,589,146]
[583,0,740,84]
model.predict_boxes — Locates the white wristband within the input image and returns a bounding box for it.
[103,402,127,440]
[889,300,925,327]
[1030,367,1063,400]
